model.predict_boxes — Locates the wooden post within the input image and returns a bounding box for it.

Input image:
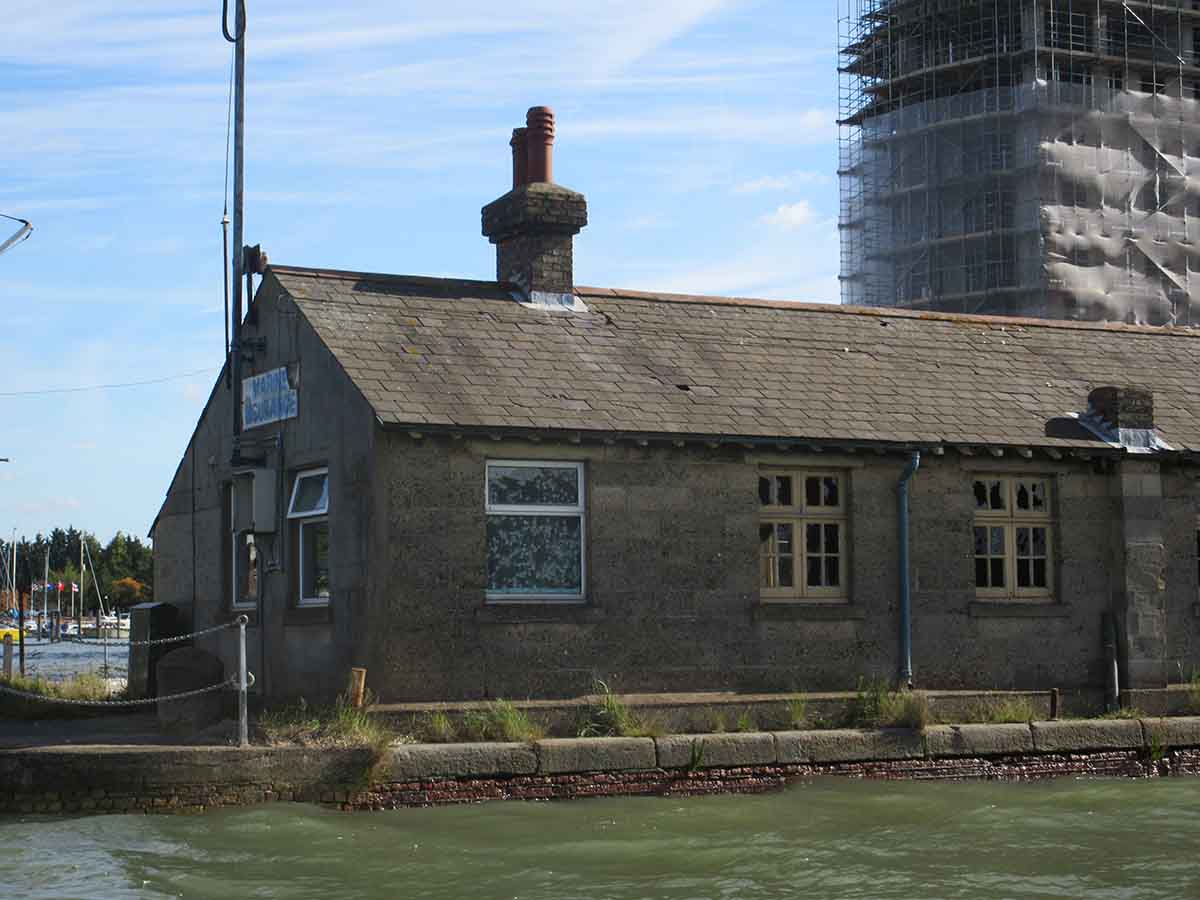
[348,667,367,708]
[2,634,11,680]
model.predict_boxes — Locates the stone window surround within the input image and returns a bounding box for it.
[972,473,1056,602]
[288,467,330,608]
[485,459,587,604]
[757,467,849,604]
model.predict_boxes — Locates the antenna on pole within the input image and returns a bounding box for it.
[0,214,32,257]
[222,0,247,465]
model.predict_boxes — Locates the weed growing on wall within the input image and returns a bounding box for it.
[417,711,458,743]
[963,695,1038,724]
[577,681,661,738]
[258,691,394,752]
[787,696,808,728]
[845,678,929,731]
[736,711,757,733]
[462,699,544,743]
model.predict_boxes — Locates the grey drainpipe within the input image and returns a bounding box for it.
[898,451,921,688]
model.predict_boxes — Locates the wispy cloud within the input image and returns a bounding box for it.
[735,171,831,193]
[761,200,818,230]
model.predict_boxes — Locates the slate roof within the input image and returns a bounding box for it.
[269,265,1200,453]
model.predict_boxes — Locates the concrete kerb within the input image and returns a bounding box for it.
[386,742,537,780]
[535,738,656,774]
[655,732,777,769]
[923,723,1036,758]
[777,728,926,764]
[1029,719,1145,753]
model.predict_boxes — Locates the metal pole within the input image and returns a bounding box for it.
[230,0,246,465]
[238,615,249,747]
[897,451,921,688]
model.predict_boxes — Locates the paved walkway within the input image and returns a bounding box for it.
[0,714,220,750]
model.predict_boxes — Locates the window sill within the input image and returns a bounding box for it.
[476,604,605,625]
[754,602,864,621]
[969,600,1069,618]
[284,605,332,626]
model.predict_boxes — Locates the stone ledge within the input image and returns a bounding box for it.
[1139,716,1200,749]
[924,723,1035,758]
[753,604,865,621]
[655,733,776,769]
[968,601,1072,618]
[535,738,655,774]
[777,728,925,764]
[386,742,538,780]
[1030,719,1143,752]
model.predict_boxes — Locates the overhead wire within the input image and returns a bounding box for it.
[0,368,216,399]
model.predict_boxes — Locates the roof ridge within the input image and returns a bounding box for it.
[270,264,502,293]
[577,286,1200,337]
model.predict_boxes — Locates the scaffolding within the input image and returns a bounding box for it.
[838,0,1200,324]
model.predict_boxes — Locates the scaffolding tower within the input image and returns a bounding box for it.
[838,0,1200,323]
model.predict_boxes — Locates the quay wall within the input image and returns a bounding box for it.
[5,718,1200,816]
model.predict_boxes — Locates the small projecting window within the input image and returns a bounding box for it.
[288,468,330,607]
[758,470,848,602]
[973,476,1054,600]
[485,461,585,602]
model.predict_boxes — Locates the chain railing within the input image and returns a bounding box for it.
[0,616,254,747]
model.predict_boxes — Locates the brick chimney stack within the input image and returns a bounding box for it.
[483,106,587,307]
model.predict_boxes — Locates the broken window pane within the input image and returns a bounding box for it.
[776,476,793,507]
[1016,483,1030,510]
[805,477,821,507]
[974,526,989,555]
[488,466,579,507]
[758,477,771,506]
[244,536,258,600]
[973,481,989,509]
[487,515,582,595]
[1016,527,1030,555]
[989,481,1005,510]
[759,523,774,546]
[1030,481,1046,511]
[823,477,840,507]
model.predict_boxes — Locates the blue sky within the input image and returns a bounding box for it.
[0,1,839,543]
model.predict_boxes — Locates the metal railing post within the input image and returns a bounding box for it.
[237,614,248,747]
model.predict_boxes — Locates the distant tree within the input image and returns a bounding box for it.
[109,577,147,610]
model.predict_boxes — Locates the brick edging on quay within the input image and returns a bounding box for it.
[5,718,1200,816]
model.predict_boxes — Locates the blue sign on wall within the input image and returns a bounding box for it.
[243,366,298,430]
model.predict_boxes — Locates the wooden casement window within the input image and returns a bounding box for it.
[227,479,258,610]
[972,476,1054,600]
[485,461,585,602]
[287,468,330,607]
[758,470,848,602]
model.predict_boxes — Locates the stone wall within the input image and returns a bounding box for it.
[369,436,1200,701]
[5,719,1200,817]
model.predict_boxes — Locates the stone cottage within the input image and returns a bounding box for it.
[152,107,1200,704]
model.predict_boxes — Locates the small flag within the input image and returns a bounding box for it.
[56,581,63,591]
[71,583,79,592]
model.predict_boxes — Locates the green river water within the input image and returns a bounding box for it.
[4,777,1200,899]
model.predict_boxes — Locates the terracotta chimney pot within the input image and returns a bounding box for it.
[526,106,555,184]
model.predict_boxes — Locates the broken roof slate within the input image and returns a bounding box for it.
[267,266,1200,452]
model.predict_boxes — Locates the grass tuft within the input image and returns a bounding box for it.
[416,710,458,743]
[577,681,661,738]
[844,678,929,731]
[963,695,1039,724]
[736,711,757,733]
[0,672,122,719]
[1098,706,1143,720]
[786,695,808,729]
[461,699,544,743]
[258,690,394,752]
